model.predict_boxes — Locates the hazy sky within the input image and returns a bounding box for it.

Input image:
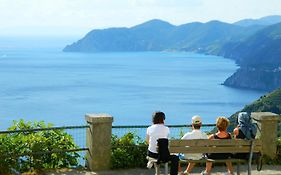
[0,0,281,36]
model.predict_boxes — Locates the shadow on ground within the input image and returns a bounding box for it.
[44,165,281,175]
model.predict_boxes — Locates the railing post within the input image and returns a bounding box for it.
[252,112,280,158]
[85,113,113,171]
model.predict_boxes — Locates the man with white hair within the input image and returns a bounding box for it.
[178,115,208,175]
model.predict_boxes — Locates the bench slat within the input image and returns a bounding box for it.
[179,159,247,163]
[169,139,261,147]
[170,145,262,154]
[168,139,262,175]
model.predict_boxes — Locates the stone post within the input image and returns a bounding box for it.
[252,112,280,158]
[85,113,113,171]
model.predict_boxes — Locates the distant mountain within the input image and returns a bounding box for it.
[63,19,260,53]
[220,22,281,66]
[222,22,281,91]
[234,15,281,27]
[170,20,253,54]
[63,19,175,52]
[63,16,281,91]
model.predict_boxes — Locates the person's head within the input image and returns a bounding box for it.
[237,112,251,126]
[152,111,166,124]
[192,115,202,129]
[216,116,229,131]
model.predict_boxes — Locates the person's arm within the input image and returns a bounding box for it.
[208,134,214,140]
[181,133,187,140]
[233,126,239,138]
[146,134,150,144]
[146,127,150,144]
[166,126,170,138]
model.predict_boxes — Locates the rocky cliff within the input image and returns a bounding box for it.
[221,22,281,91]
[223,67,281,91]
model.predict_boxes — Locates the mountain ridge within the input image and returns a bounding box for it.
[63,15,281,91]
[63,19,252,53]
[234,15,281,27]
[220,22,281,91]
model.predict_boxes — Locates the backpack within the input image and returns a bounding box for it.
[157,138,170,163]
[237,112,262,171]
[237,112,257,140]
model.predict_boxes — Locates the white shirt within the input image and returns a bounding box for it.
[181,129,208,160]
[146,124,170,153]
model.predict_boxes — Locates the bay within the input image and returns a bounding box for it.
[0,37,265,130]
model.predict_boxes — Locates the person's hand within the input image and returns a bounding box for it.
[233,126,239,137]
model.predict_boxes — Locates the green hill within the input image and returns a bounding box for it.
[63,19,258,53]
[228,88,281,132]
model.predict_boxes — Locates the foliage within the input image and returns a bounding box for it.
[0,120,80,174]
[224,88,281,165]
[111,132,147,169]
[243,88,281,114]
[227,88,281,132]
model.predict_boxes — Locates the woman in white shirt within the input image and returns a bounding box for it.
[146,111,179,175]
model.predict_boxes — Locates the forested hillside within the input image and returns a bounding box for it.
[228,88,281,132]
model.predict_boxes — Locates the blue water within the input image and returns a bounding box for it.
[0,37,265,130]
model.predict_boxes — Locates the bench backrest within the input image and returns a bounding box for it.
[169,139,262,154]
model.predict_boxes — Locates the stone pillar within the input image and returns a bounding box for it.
[85,114,113,171]
[252,112,280,158]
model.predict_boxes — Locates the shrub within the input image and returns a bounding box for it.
[0,120,80,174]
[111,132,147,169]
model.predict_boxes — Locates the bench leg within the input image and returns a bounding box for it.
[248,141,254,175]
[237,162,240,175]
[248,161,252,175]
[155,163,160,175]
[164,163,168,175]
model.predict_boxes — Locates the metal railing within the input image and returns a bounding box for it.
[110,124,217,169]
[112,124,216,140]
[0,123,216,170]
[0,125,89,164]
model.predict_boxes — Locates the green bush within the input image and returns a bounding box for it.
[0,120,80,174]
[111,132,148,169]
[0,134,17,174]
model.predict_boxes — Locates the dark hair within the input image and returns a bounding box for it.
[193,124,201,129]
[152,111,165,124]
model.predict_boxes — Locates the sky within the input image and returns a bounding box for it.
[0,0,281,37]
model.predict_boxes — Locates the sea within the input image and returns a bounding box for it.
[0,36,265,130]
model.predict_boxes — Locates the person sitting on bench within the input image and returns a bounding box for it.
[202,117,234,175]
[233,112,258,159]
[178,115,208,175]
[146,111,179,175]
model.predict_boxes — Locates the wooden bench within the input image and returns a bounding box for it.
[169,139,262,175]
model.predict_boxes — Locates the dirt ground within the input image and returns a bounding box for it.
[44,165,281,175]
